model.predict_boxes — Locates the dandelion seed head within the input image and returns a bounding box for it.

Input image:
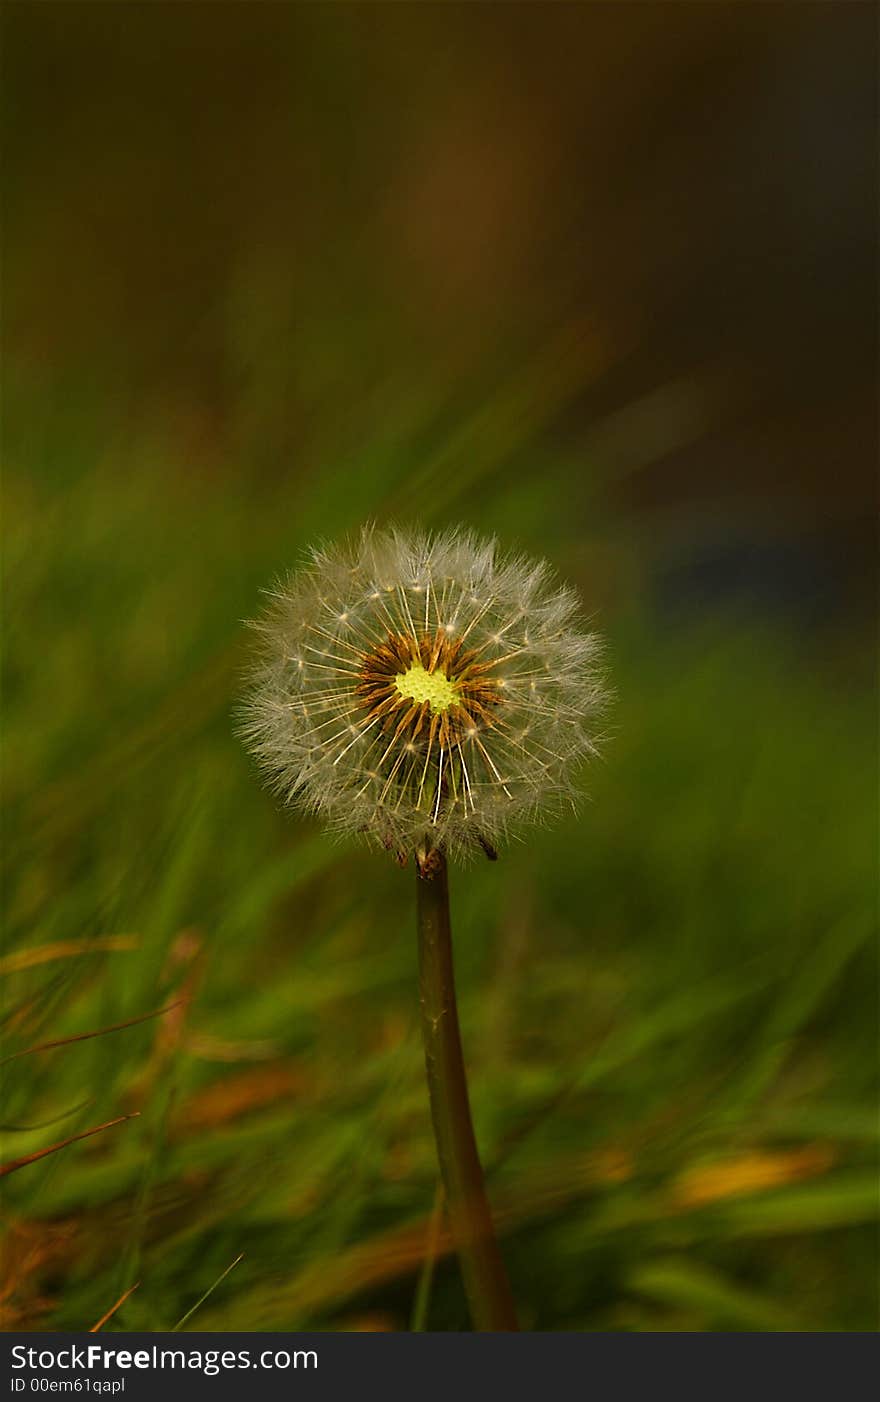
[238,525,609,862]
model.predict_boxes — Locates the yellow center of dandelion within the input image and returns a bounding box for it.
[394,663,458,714]
[356,629,502,751]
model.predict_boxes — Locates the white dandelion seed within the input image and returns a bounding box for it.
[238,525,609,863]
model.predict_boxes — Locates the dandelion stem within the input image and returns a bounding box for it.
[415,852,518,1331]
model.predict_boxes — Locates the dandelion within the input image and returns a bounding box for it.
[239,525,609,1330]
[240,525,607,868]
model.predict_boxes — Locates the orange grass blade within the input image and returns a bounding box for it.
[89,1282,140,1333]
[1,1001,185,1065]
[0,1112,140,1178]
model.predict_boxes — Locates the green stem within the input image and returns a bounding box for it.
[415,851,519,1331]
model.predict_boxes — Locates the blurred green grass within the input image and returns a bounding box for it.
[1,374,875,1332]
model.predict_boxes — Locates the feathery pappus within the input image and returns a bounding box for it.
[239,526,608,866]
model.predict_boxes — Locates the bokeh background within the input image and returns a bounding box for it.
[2,2,876,1332]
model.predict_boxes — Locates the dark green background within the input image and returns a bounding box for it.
[2,3,876,1331]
